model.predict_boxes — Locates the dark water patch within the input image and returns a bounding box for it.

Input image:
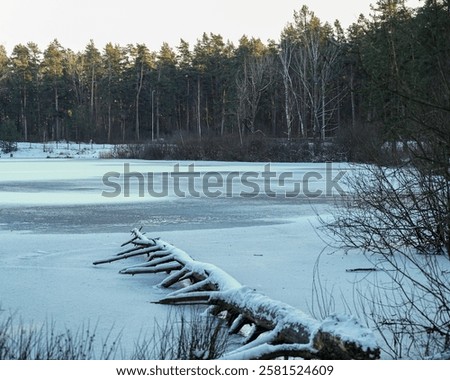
[0,196,328,234]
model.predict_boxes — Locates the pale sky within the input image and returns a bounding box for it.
[0,0,422,53]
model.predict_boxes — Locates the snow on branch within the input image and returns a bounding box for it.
[93,228,380,360]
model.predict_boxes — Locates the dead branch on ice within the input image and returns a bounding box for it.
[93,228,380,360]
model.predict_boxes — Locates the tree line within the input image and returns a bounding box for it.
[0,0,448,162]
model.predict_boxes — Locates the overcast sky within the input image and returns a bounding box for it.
[1,0,422,53]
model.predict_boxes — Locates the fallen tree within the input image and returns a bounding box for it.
[93,228,380,360]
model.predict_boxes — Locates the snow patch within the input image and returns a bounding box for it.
[319,314,378,351]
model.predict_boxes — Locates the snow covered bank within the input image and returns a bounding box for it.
[2,141,114,159]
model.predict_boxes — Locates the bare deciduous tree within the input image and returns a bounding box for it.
[322,160,450,358]
[235,54,273,143]
[279,39,297,139]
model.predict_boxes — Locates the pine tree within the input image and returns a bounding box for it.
[83,40,102,133]
[42,39,65,141]
[102,43,126,142]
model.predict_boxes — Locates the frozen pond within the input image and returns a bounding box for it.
[0,158,365,357]
[0,159,347,233]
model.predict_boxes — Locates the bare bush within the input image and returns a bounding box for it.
[0,307,232,360]
[0,315,120,360]
[131,307,232,360]
[100,136,344,162]
[321,162,450,359]
[327,164,449,257]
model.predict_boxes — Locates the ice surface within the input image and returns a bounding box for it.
[0,145,378,358]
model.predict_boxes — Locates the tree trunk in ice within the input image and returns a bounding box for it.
[93,228,380,360]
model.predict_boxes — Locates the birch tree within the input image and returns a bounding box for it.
[235,37,273,141]
[278,36,297,139]
[291,6,342,140]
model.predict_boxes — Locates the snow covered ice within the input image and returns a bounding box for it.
[0,143,384,358]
